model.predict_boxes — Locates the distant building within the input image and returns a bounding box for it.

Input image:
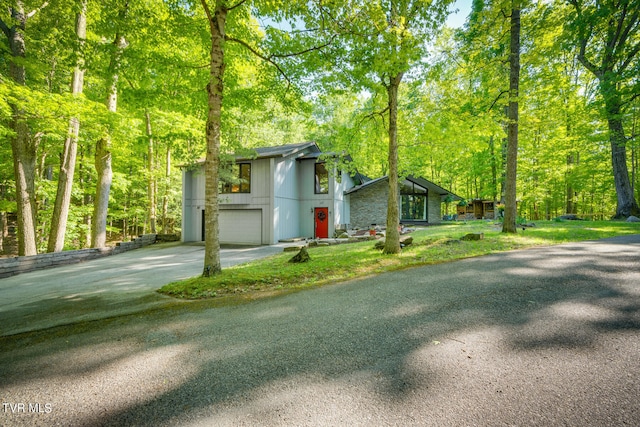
[457,199,497,220]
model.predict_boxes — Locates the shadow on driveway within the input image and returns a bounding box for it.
[1,236,639,425]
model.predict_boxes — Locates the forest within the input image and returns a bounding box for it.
[1,0,639,260]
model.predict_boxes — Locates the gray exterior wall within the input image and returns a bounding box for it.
[297,160,353,238]
[181,168,205,242]
[273,156,301,243]
[182,146,353,243]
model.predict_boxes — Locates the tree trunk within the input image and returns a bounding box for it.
[201,1,227,277]
[608,117,640,218]
[502,5,520,234]
[146,110,157,234]
[566,153,578,215]
[80,146,92,248]
[91,138,112,248]
[0,211,6,254]
[383,73,403,254]
[1,1,40,256]
[48,1,86,253]
[571,0,640,218]
[489,135,498,202]
[605,94,640,218]
[91,27,125,248]
[162,147,171,234]
[10,114,38,256]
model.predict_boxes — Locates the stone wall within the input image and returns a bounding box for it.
[428,192,443,223]
[350,179,444,228]
[0,234,159,279]
[349,180,390,229]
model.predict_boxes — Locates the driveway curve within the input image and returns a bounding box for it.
[0,242,285,336]
[1,235,639,426]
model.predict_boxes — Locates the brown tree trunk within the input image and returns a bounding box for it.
[91,25,125,248]
[608,116,640,218]
[383,73,403,254]
[566,153,578,215]
[0,211,6,254]
[1,0,43,256]
[502,4,520,234]
[605,92,640,218]
[146,110,157,234]
[571,0,640,218]
[489,135,498,201]
[201,0,226,277]
[10,115,38,256]
[162,147,171,234]
[48,0,86,252]
[79,146,92,248]
[91,138,112,248]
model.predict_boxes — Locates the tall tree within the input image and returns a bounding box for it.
[197,0,321,276]
[91,2,128,248]
[199,0,230,276]
[503,1,521,233]
[47,0,86,252]
[312,0,451,253]
[568,0,640,218]
[145,110,156,234]
[0,0,49,255]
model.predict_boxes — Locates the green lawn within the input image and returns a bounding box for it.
[158,220,640,301]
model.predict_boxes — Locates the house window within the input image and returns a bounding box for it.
[315,163,329,194]
[221,163,251,194]
[401,182,427,221]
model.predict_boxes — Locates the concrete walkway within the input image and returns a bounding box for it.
[0,242,286,336]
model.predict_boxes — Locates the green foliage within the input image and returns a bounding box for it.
[1,0,638,254]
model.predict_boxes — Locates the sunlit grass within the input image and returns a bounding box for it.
[158,220,640,300]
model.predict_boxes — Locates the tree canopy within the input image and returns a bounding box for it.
[1,0,638,261]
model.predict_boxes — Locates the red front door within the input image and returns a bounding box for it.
[314,207,329,239]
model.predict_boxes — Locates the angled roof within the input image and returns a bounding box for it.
[186,142,321,166]
[238,142,320,160]
[406,175,463,200]
[344,176,387,194]
[345,174,462,200]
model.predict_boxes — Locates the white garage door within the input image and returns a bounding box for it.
[219,210,262,245]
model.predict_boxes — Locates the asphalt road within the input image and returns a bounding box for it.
[1,235,639,426]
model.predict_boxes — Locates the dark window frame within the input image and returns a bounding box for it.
[401,182,428,221]
[314,163,329,194]
[221,163,251,194]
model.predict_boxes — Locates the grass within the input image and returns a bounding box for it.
[158,220,640,301]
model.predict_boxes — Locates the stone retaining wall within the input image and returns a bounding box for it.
[0,234,160,279]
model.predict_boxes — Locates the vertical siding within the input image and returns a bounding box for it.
[297,159,340,238]
[218,158,274,244]
[298,160,315,238]
[333,169,353,230]
[273,158,301,241]
[184,150,369,243]
[182,168,206,242]
[181,169,191,241]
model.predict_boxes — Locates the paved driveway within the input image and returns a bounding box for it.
[0,242,285,336]
[1,235,639,426]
